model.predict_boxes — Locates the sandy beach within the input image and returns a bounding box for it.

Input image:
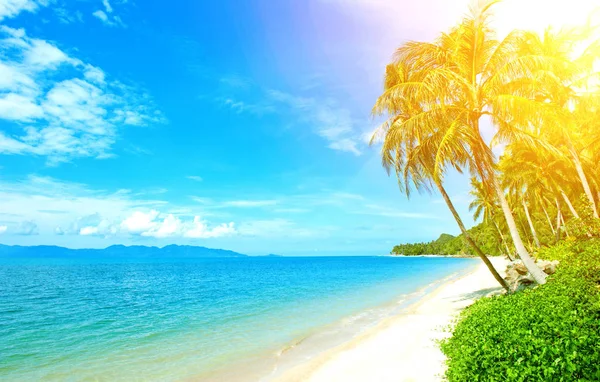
[273,257,509,382]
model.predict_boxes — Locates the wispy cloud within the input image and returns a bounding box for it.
[54,7,84,24]
[186,175,203,182]
[0,0,46,21]
[0,175,236,240]
[92,0,125,27]
[223,200,279,208]
[219,78,364,155]
[0,26,165,164]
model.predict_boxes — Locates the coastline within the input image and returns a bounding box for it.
[269,257,508,382]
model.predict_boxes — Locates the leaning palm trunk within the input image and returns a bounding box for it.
[522,197,541,248]
[541,203,556,235]
[491,175,547,284]
[436,182,509,291]
[568,143,599,218]
[561,214,570,237]
[492,219,513,260]
[555,199,561,241]
[561,190,580,219]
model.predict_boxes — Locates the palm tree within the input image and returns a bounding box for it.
[373,0,549,283]
[469,179,513,260]
[372,62,509,291]
[520,27,600,218]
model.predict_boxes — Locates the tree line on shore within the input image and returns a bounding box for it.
[372,0,600,291]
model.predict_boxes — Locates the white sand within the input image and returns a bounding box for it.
[273,258,509,382]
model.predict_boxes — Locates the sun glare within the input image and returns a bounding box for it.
[492,0,600,37]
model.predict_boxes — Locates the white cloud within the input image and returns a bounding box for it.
[0,27,165,163]
[186,175,203,182]
[222,86,363,156]
[93,0,125,27]
[102,0,112,13]
[0,176,237,241]
[0,0,46,21]
[0,93,43,120]
[141,214,182,238]
[185,218,236,239]
[25,39,70,69]
[269,90,363,156]
[120,210,236,239]
[0,225,7,234]
[54,8,84,24]
[121,210,160,234]
[92,9,108,22]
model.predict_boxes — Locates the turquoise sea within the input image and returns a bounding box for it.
[0,256,477,381]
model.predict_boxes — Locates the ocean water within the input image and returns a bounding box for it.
[0,256,477,381]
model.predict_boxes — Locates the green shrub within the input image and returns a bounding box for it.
[441,240,600,381]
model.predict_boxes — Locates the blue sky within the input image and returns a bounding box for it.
[0,0,593,255]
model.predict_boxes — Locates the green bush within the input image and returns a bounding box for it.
[441,240,600,381]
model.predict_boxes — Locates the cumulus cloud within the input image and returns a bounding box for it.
[0,27,165,164]
[120,210,237,239]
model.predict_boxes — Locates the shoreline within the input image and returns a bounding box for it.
[270,257,508,382]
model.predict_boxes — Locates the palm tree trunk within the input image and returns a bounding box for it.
[561,190,580,219]
[522,197,541,247]
[561,213,570,237]
[493,219,513,261]
[491,174,547,284]
[436,182,509,291]
[568,143,599,218]
[541,202,556,235]
[555,199,561,241]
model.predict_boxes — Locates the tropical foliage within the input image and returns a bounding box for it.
[391,225,504,257]
[373,0,600,287]
[441,239,600,381]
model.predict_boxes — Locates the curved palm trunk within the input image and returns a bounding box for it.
[436,182,509,291]
[568,143,599,218]
[522,197,540,248]
[491,175,547,284]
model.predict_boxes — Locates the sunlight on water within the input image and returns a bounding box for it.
[0,256,477,381]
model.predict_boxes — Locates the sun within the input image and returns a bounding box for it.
[491,0,600,37]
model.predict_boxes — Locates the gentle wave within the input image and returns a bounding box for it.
[0,256,477,381]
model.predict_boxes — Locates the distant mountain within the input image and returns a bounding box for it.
[0,244,248,259]
[264,253,283,257]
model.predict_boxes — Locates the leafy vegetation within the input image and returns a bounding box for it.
[441,240,600,381]
[372,0,600,288]
[391,224,504,257]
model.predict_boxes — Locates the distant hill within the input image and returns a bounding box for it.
[264,253,283,257]
[0,244,248,259]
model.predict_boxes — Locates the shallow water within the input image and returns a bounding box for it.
[0,256,477,381]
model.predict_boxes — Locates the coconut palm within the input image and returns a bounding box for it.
[520,27,600,218]
[373,0,550,283]
[372,62,509,291]
[469,179,513,260]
